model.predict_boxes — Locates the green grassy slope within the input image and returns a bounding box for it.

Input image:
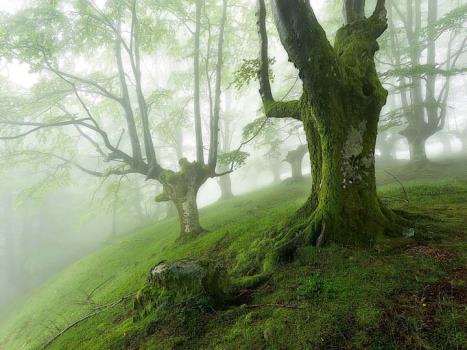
[1,159,466,350]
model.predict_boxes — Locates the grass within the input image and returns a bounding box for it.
[0,158,466,350]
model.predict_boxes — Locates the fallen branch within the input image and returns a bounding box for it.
[242,303,305,310]
[40,292,136,350]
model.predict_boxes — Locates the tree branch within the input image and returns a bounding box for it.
[40,292,136,350]
[256,0,301,121]
[270,0,335,94]
[130,0,158,168]
[0,118,89,140]
[208,0,228,170]
[343,0,365,25]
[45,66,121,103]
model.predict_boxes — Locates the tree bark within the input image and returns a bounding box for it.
[218,173,234,200]
[407,136,428,164]
[194,0,205,164]
[174,187,203,237]
[257,0,399,248]
[284,145,307,181]
[156,159,210,237]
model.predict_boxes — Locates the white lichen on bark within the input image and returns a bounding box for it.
[341,121,374,187]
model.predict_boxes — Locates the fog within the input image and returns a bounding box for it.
[0,0,466,325]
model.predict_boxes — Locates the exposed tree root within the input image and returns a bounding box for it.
[231,199,406,297]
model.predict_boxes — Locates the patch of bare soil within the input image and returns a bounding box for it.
[403,245,455,262]
[377,266,466,349]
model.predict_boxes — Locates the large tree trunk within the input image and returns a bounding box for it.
[290,160,302,180]
[156,159,210,237]
[283,77,396,248]
[257,0,400,250]
[406,135,428,164]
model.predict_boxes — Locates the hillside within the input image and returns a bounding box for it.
[1,160,466,350]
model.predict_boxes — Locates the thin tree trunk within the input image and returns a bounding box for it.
[194,0,205,163]
[270,161,282,182]
[218,173,233,200]
[208,0,228,168]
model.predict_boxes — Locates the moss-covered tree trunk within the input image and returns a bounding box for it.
[258,0,399,248]
[156,159,211,237]
[173,185,203,236]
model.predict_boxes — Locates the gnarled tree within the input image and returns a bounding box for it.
[256,0,400,247]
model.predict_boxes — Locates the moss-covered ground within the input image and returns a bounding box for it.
[0,158,466,350]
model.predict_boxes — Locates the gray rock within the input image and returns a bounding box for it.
[148,260,228,302]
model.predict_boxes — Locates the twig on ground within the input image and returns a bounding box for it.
[242,303,305,310]
[384,170,409,205]
[40,291,137,350]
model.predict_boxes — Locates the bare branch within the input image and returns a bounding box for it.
[343,0,365,25]
[0,118,90,140]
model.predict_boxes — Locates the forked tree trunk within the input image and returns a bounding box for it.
[156,159,210,237]
[257,0,400,249]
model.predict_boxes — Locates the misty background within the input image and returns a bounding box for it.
[0,0,466,320]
